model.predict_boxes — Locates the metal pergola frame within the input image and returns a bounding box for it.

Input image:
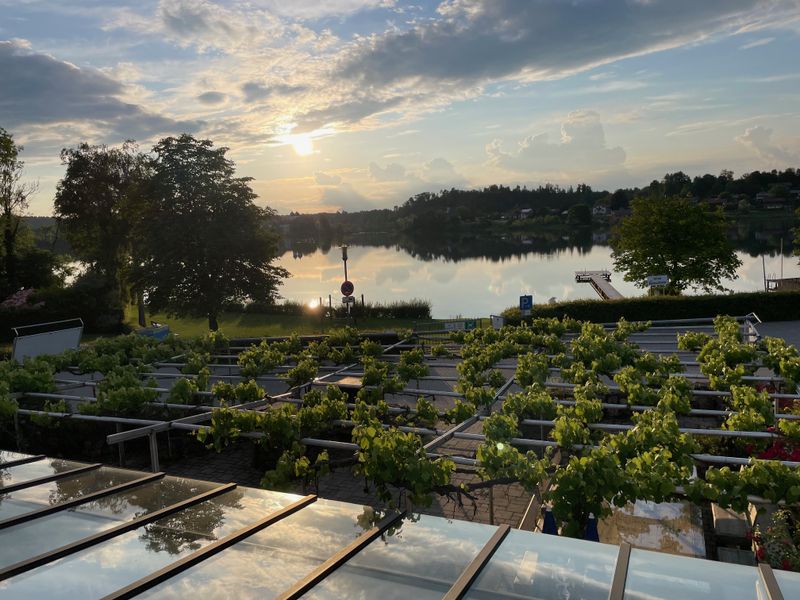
[8,315,800,512]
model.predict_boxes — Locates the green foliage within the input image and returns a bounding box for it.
[169,377,198,404]
[211,380,265,405]
[237,342,285,379]
[330,343,355,365]
[611,195,741,293]
[327,326,360,347]
[482,413,519,443]
[502,385,556,420]
[444,399,476,423]
[132,134,288,330]
[429,343,451,358]
[182,351,209,375]
[352,423,455,507]
[359,339,384,358]
[515,352,550,387]
[414,397,438,429]
[687,461,800,513]
[693,315,758,389]
[284,358,319,388]
[0,382,18,422]
[31,399,68,427]
[548,447,626,537]
[397,348,429,382]
[0,358,56,393]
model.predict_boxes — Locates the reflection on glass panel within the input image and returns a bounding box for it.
[774,569,800,597]
[0,451,31,463]
[465,530,617,600]
[305,514,494,600]
[0,487,294,598]
[0,475,218,569]
[625,548,762,600]
[136,499,374,599]
[0,458,85,488]
[0,466,143,521]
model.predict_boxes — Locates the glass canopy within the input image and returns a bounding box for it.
[0,450,793,599]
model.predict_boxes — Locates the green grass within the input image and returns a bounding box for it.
[125,306,422,338]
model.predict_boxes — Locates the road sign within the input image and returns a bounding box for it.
[341,280,354,296]
[646,275,669,287]
[342,296,355,304]
[519,295,533,316]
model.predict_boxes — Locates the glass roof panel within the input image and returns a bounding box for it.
[0,458,86,488]
[465,529,618,600]
[0,451,33,463]
[0,465,143,521]
[304,513,495,600]
[774,568,800,597]
[0,487,296,598]
[0,475,217,569]
[624,547,763,599]
[135,497,375,599]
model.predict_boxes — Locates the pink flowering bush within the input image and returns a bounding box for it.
[0,288,43,311]
[752,509,800,571]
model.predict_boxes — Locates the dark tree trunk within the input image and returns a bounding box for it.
[3,213,16,291]
[208,312,219,331]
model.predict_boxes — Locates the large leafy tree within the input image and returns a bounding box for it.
[0,127,38,294]
[133,134,288,330]
[54,141,149,306]
[611,196,741,294]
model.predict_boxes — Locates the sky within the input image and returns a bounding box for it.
[1,0,800,216]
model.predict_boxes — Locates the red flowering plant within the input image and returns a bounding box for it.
[752,509,800,572]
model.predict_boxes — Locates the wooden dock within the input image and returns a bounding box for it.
[575,270,623,300]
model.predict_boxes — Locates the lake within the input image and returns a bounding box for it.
[275,243,800,319]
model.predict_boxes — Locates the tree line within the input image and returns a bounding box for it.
[281,169,800,242]
[0,129,286,331]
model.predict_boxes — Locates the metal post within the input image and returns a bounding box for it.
[115,423,126,467]
[148,431,160,473]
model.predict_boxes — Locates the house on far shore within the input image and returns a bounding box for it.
[592,205,609,216]
[519,208,534,219]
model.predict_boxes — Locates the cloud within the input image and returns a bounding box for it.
[256,0,395,20]
[740,36,775,49]
[197,91,226,105]
[0,40,200,138]
[338,0,793,90]
[314,171,342,185]
[487,110,626,175]
[735,125,799,164]
[369,161,406,181]
[240,81,307,103]
[420,157,467,187]
[319,182,375,212]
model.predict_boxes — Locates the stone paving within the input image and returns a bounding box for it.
[154,435,533,528]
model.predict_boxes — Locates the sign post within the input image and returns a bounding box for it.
[519,295,533,317]
[341,245,354,317]
[646,275,669,296]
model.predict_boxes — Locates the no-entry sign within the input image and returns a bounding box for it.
[341,280,354,297]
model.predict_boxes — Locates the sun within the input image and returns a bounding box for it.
[290,134,314,156]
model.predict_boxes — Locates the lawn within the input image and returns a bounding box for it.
[124,306,424,338]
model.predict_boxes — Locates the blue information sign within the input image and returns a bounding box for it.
[519,295,533,316]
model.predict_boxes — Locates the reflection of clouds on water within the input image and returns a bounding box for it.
[276,246,800,319]
[374,264,412,286]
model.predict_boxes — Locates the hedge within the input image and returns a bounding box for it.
[501,290,800,324]
[233,299,432,320]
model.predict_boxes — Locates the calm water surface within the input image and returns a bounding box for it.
[275,245,800,319]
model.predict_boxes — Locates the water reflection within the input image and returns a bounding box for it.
[276,239,800,319]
